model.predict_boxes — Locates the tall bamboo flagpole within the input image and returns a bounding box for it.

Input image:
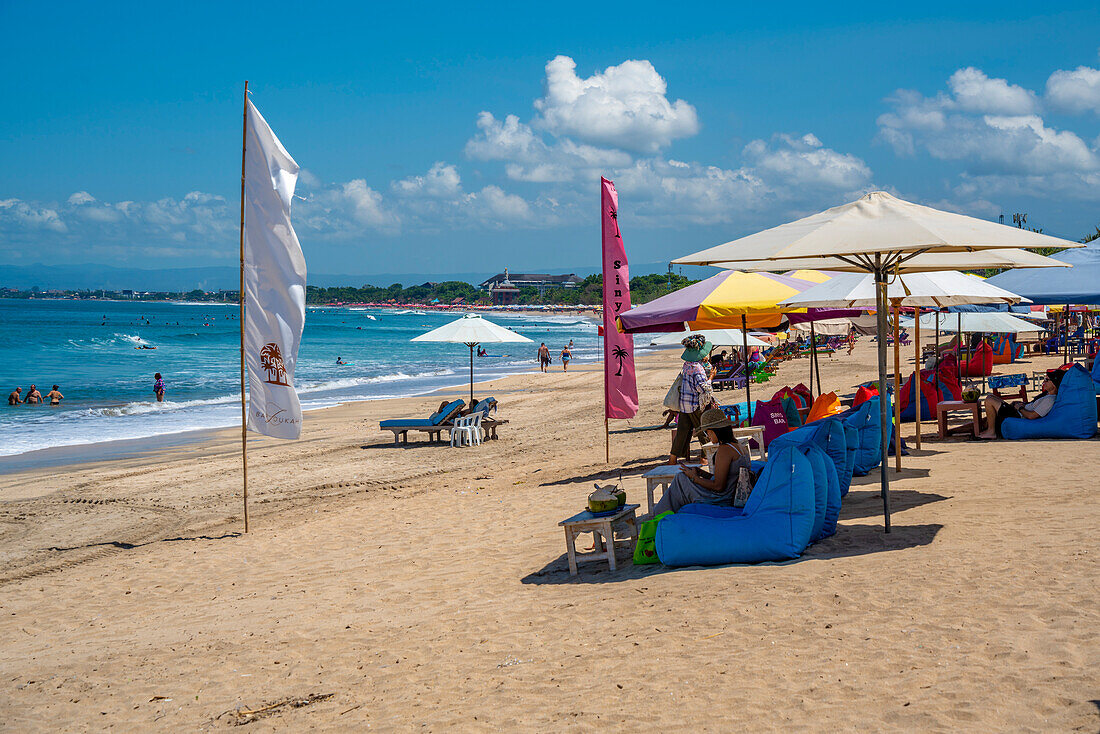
[239,80,250,533]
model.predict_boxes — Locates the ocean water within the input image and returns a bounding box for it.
[0,299,600,458]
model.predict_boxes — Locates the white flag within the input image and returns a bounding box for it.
[243,99,306,439]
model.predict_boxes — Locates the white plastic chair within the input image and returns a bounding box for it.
[450,412,484,447]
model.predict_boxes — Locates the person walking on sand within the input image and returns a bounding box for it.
[46,385,63,406]
[25,385,42,405]
[8,387,23,405]
[560,344,571,372]
[153,373,166,402]
[537,343,551,372]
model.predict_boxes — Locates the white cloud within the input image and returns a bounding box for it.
[877,66,1100,198]
[0,199,67,232]
[1046,64,1100,115]
[67,191,96,205]
[532,55,699,153]
[744,133,872,190]
[339,179,400,228]
[948,67,1037,115]
[393,162,463,198]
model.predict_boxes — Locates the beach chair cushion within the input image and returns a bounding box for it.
[805,392,842,423]
[1001,364,1098,440]
[656,446,816,566]
[380,418,436,428]
[429,399,466,425]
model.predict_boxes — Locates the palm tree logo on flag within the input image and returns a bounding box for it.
[612,345,628,376]
[259,343,289,386]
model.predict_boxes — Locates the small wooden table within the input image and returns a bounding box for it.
[559,504,640,576]
[642,465,701,515]
[731,426,766,461]
[936,400,981,438]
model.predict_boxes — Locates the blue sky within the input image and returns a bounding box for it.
[2,1,1099,278]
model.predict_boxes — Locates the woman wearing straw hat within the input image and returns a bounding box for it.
[669,335,719,463]
[653,407,753,516]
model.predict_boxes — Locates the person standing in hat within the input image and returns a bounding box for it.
[652,407,753,516]
[668,335,719,463]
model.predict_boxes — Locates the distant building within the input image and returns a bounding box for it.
[478,270,582,292]
[488,269,519,306]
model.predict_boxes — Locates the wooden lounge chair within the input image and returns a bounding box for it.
[380,399,465,444]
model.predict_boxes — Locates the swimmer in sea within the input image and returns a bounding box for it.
[336,357,347,365]
[46,385,63,406]
[9,387,23,405]
[153,372,166,402]
[25,385,42,404]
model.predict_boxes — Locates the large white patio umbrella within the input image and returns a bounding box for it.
[673,191,1081,532]
[899,311,1043,334]
[781,270,1029,459]
[412,314,533,404]
[648,328,769,349]
[703,248,1072,274]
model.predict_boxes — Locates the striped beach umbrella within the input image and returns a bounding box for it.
[618,270,823,333]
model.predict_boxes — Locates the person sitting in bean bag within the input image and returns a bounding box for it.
[977,370,1062,439]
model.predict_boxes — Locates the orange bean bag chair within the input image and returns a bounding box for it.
[805,391,842,423]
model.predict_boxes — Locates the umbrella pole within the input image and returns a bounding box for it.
[742,315,751,422]
[468,343,475,405]
[892,301,902,473]
[874,259,892,533]
[808,322,814,398]
[958,312,963,386]
[811,323,823,396]
[914,306,922,449]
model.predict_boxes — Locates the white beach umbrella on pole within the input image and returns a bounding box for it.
[672,191,1081,532]
[780,270,1030,459]
[412,314,533,404]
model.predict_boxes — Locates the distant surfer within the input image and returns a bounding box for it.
[336,357,347,365]
[47,385,64,406]
[477,347,487,357]
[153,373,166,402]
[25,385,43,404]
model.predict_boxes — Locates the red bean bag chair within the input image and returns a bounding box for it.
[853,385,878,407]
[960,341,993,377]
[771,385,811,410]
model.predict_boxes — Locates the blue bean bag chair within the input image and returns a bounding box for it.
[840,423,858,496]
[840,396,891,476]
[769,417,849,498]
[656,447,816,566]
[807,444,841,540]
[1092,356,1100,394]
[1001,364,1098,440]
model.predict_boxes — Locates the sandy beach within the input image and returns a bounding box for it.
[1,342,1097,731]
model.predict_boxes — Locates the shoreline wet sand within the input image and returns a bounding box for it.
[0,343,1097,730]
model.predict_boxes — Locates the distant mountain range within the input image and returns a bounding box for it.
[0,261,716,291]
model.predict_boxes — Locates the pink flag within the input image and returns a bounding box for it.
[601,177,638,419]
